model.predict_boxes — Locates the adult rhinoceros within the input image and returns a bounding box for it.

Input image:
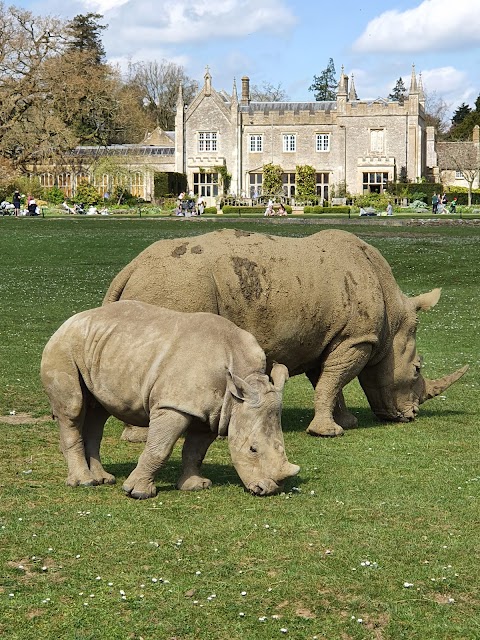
[104,229,467,437]
[41,300,299,498]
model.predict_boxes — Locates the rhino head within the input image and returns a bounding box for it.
[359,288,468,422]
[219,363,300,495]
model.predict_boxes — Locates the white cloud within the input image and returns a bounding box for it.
[83,0,129,12]
[99,0,296,53]
[353,0,480,53]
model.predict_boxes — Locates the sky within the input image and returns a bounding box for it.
[14,0,480,119]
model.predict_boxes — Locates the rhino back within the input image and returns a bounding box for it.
[104,229,387,374]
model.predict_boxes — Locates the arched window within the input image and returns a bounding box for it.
[57,173,72,197]
[130,172,144,197]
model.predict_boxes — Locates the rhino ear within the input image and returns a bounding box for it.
[270,362,289,391]
[411,287,441,311]
[218,370,260,436]
[226,370,260,404]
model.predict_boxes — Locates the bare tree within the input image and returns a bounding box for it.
[441,140,480,205]
[424,89,450,136]
[127,60,198,131]
[250,81,289,102]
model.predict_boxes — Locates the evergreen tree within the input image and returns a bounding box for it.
[449,111,480,141]
[475,93,480,113]
[451,102,472,126]
[309,58,337,101]
[388,77,406,105]
[66,13,106,64]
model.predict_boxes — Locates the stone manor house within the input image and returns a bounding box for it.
[31,66,478,204]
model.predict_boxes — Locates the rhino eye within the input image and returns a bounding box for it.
[249,445,258,453]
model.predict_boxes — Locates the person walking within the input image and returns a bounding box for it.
[432,193,439,214]
[12,190,21,217]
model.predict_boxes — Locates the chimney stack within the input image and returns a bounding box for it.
[241,76,250,105]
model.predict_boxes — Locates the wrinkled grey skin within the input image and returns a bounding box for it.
[104,229,468,438]
[40,301,299,498]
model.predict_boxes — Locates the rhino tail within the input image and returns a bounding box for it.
[103,261,136,304]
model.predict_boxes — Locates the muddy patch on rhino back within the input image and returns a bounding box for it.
[232,257,263,301]
[171,243,188,257]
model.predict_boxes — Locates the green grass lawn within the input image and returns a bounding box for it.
[0,217,478,639]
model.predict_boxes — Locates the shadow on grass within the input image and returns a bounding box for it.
[105,458,304,494]
[282,406,383,433]
[281,405,468,433]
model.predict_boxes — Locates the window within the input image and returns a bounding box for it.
[249,135,263,152]
[249,173,263,197]
[130,172,144,197]
[94,173,110,196]
[198,132,217,152]
[58,172,72,197]
[370,129,384,153]
[282,134,296,152]
[316,172,329,200]
[455,170,464,179]
[362,172,388,194]
[39,173,54,189]
[193,172,218,197]
[316,134,330,152]
[282,173,296,196]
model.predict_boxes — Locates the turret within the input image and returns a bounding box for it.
[348,74,358,101]
[174,84,185,174]
[336,65,348,112]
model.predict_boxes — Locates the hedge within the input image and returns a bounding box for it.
[303,205,351,214]
[221,205,292,215]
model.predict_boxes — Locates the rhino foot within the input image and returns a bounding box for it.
[92,471,116,485]
[176,475,212,491]
[334,412,358,430]
[122,472,157,499]
[306,419,344,437]
[66,470,100,487]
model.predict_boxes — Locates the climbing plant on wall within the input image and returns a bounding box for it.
[296,165,316,198]
[213,164,232,195]
[262,163,283,195]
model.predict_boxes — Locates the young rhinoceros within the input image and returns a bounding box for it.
[40,301,299,498]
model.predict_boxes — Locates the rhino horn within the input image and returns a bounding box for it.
[420,365,469,403]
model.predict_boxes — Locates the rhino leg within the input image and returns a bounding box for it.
[52,386,101,487]
[121,424,148,442]
[176,422,217,491]
[306,342,372,437]
[83,403,116,485]
[333,390,358,430]
[122,409,190,499]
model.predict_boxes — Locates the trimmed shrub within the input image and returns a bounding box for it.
[203,206,217,215]
[304,205,350,214]
[222,205,292,215]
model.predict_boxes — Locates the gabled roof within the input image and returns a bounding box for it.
[142,127,175,146]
